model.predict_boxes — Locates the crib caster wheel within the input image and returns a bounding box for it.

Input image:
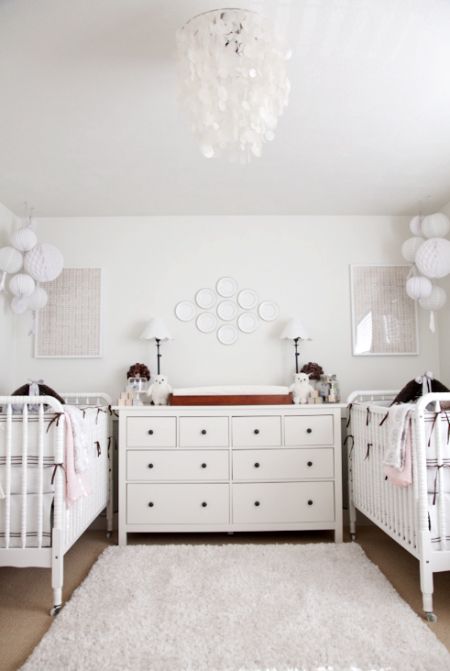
[106,531,112,539]
[50,605,63,617]
[350,533,356,542]
[425,612,437,623]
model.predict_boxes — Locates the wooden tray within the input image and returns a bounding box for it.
[169,393,293,406]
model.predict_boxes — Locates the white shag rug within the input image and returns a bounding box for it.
[22,543,450,671]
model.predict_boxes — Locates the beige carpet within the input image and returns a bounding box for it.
[0,527,449,670]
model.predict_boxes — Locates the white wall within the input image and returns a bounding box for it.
[438,200,450,385]
[0,201,17,393]
[9,215,441,401]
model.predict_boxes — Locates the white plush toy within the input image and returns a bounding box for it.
[148,374,172,406]
[289,372,314,405]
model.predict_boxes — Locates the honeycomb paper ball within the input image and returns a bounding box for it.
[10,227,37,252]
[419,285,447,311]
[24,243,64,282]
[9,273,35,297]
[421,212,450,239]
[406,276,432,300]
[10,295,29,315]
[415,238,450,278]
[27,286,48,311]
[401,236,424,263]
[409,215,423,236]
[0,246,23,273]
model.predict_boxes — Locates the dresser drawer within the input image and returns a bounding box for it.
[284,415,333,446]
[127,417,176,448]
[232,482,334,524]
[233,448,334,481]
[127,483,229,524]
[179,417,229,447]
[127,450,229,481]
[232,416,281,447]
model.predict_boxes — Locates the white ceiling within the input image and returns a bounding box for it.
[0,0,449,217]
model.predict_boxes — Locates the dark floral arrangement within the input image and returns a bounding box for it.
[126,363,151,381]
[300,362,324,381]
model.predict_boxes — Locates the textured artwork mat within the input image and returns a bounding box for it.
[35,268,102,358]
[351,265,418,356]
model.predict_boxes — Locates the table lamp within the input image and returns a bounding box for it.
[280,318,311,373]
[140,318,173,375]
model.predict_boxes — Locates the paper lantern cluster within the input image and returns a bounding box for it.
[0,221,64,315]
[401,212,450,332]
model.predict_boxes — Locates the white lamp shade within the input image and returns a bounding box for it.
[415,238,450,279]
[140,318,173,341]
[421,212,450,239]
[24,243,64,282]
[280,318,311,340]
[401,236,424,263]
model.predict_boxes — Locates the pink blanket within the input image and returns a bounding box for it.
[64,412,91,506]
[384,415,413,487]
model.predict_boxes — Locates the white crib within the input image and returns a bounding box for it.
[0,392,113,614]
[347,390,450,622]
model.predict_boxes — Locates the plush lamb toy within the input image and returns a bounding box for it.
[289,373,314,405]
[148,375,172,406]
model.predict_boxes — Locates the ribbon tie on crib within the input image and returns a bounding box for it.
[415,371,434,396]
[432,464,450,505]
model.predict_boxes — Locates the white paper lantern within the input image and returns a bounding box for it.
[0,246,23,273]
[421,212,450,239]
[419,285,447,311]
[24,243,64,282]
[28,286,48,311]
[415,238,450,278]
[9,273,35,297]
[406,276,432,300]
[401,236,424,263]
[10,227,38,252]
[409,215,423,236]
[10,296,29,315]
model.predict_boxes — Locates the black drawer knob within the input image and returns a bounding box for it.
[201,429,207,435]
[148,501,154,507]
[201,463,207,469]
[253,429,260,435]
[254,462,260,468]
[148,463,154,469]
[308,500,313,506]
[306,428,312,434]
[148,429,154,435]
[307,461,313,467]
[201,501,207,507]
[254,501,260,507]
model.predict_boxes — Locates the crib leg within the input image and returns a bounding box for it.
[420,559,435,622]
[51,529,64,616]
[349,497,357,540]
[106,450,114,540]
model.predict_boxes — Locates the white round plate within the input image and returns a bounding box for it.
[217,324,238,345]
[196,312,217,333]
[216,276,238,298]
[195,288,216,310]
[175,300,196,322]
[238,312,258,334]
[258,301,279,321]
[238,289,258,310]
[217,300,237,321]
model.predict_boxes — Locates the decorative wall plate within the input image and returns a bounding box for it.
[196,312,217,333]
[195,288,216,310]
[217,324,238,345]
[258,301,279,321]
[238,312,258,333]
[216,276,238,298]
[238,289,258,310]
[175,300,196,322]
[217,300,237,321]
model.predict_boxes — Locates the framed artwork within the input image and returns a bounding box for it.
[35,268,102,358]
[350,265,418,356]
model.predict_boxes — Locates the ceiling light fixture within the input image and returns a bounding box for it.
[176,8,291,163]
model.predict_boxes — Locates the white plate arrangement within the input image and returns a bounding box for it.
[195,288,216,310]
[217,324,238,345]
[175,301,196,322]
[196,312,217,333]
[217,300,238,321]
[238,289,258,310]
[258,301,279,321]
[216,276,238,298]
[237,313,258,334]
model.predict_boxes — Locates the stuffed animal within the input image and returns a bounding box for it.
[147,374,172,406]
[289,373,314,405]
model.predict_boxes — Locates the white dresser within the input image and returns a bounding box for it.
[116,404,344,545]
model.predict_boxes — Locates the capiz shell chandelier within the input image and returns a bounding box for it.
[176,8,291,163]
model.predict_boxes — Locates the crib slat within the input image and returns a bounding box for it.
[37,404,44,549]
[5,404,12,549]
[21,404,28,549]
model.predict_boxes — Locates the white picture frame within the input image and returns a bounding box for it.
[35,268,102,358]
[350,264,418,356]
